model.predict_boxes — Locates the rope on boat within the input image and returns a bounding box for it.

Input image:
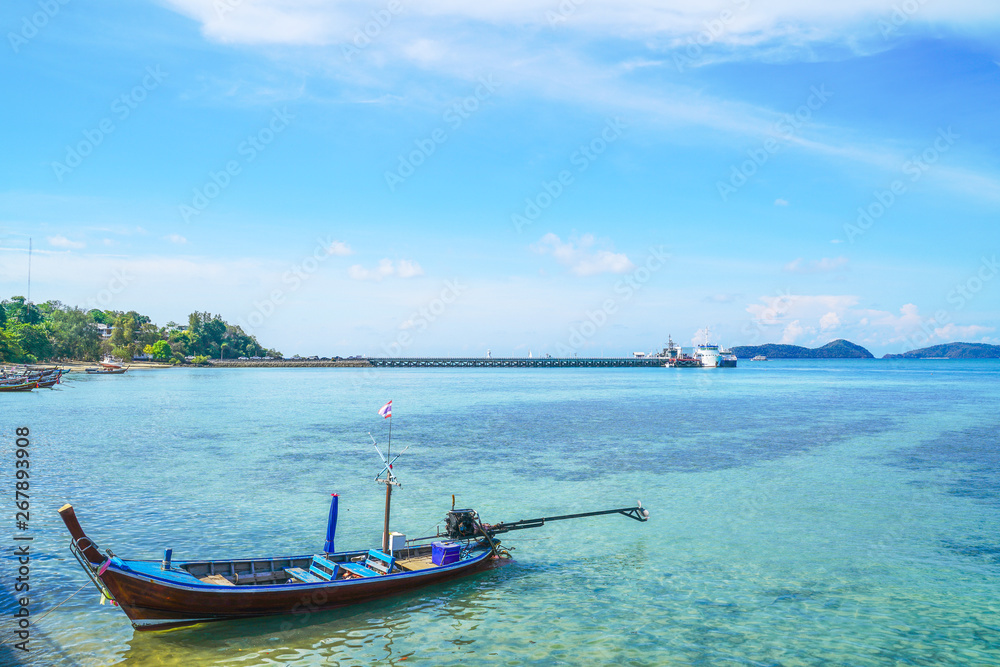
[34,582,91,625]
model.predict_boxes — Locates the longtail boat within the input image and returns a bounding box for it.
[59,402,649,631]
[0,381,36,392]
[85,367,128,374]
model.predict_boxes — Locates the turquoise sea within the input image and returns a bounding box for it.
[1,361,998,666]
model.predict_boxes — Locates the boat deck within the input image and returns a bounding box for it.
[117,544,454,588]
[395,555,437,571]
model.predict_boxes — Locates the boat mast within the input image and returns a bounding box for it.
[382,412,392,552]
[372,401,404,553]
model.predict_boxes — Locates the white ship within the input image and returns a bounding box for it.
[695,343,721,367]
[694,329,736,368]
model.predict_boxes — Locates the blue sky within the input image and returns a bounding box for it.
[1,0,998,357]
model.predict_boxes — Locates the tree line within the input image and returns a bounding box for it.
[0,296,281,364]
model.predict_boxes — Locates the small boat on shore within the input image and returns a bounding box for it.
[85,367,128,374]
[60,403,649,631]
[1,367,65,390]
[100,355,124,369]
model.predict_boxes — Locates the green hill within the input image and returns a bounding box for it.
[882,342,1000,359]
[732,339,874,359]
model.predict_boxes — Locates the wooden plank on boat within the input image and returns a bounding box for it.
[285,567,323,583]
[395,555,437,572]
[340,562,380,578]
[200,574,235,586]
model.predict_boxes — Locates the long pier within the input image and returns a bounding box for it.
[366,357,665,368]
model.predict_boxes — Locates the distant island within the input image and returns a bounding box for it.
[882,342,1000,359]
[731,339,874,359]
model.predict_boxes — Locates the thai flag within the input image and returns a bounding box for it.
[378,400,392,418]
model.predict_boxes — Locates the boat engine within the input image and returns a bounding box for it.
[445,509,479,539]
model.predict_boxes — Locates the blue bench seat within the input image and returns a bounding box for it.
[285,567,323,583]
[340,562,381,578]
[309,555,340,581]
[364,549,396,574]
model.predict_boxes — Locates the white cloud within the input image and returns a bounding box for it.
[348,258,423,281]
[533,233,634,277]
[746,294,858,324]
[780,319,811,344]
[326,240,353,256]
[165,234,188,244]
[932,323,995,342]
[161,1,1000,49]
[156,3,1000,206]
[774,198,789,206]
[396,259,424,278]
[819,311,840,331]
[743,297,996,350]
[48,235,84,249]
[784,256,848,273]
[868,303,923,340]
[690,326,724,346]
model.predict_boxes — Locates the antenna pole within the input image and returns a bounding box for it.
[27,237,32,302]
[382,412,393,553]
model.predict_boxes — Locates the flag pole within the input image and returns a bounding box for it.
[382,408,392,553]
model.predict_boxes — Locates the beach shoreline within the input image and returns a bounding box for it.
[31,359,373,370]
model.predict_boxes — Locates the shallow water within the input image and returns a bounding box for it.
[1,361,998,666]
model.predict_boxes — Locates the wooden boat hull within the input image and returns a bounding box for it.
[99,551,499,630]
[0,382,35,392]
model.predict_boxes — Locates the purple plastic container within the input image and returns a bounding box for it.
[431,541,461,565]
